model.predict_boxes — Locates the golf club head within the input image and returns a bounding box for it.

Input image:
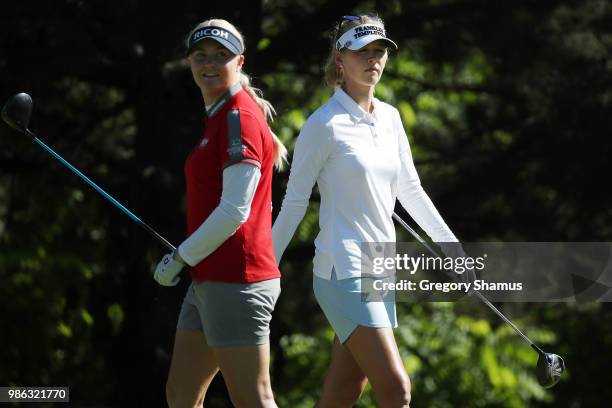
[536,352,565,388]
[2,92,33,133]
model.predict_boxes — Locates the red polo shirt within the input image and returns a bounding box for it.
[184,84,280,283]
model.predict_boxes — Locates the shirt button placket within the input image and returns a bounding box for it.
[369,119,378,147]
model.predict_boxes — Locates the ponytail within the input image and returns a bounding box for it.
[239,72,287,171]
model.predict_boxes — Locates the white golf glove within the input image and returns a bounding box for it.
[154,250,185,287]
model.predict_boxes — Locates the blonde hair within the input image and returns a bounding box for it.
[187,19,287,170]
[324,14,385,88]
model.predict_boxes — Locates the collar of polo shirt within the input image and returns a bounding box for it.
[334,88,380,123]
[335,23,398,51]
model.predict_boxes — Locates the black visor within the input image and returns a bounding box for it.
[186,26,243,56]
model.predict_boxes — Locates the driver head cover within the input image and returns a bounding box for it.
[336,23,398,51]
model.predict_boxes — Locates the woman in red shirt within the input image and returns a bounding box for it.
[153,18,286,408]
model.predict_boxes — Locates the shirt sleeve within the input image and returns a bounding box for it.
[178,163,261,266]
[272,117,332,264]
[219,109,263,169]
[394,109,458,243]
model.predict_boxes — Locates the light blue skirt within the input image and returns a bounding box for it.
[313,268,398,343]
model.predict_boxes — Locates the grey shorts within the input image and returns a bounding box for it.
[177,278,281,347]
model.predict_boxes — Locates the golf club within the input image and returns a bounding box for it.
[392,212,565,388]
[1,92,175,252]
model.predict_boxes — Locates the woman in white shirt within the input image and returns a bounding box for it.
[273,14,459,407]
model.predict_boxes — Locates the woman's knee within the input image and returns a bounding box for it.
[344,376,368,402]
[374,371,411,406]
[228,384,275,408]
[326,375,367,406]
[165,378,177,407]
[166,379,205,408]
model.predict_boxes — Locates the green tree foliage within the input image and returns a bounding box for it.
[1,0,611,406]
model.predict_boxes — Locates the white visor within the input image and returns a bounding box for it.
[335,23,398,51]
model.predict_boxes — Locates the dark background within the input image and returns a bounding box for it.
[1,0,611,406]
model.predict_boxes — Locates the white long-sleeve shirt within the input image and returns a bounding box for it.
[273,87,457,280]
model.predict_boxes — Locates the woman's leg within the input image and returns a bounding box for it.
[166,329,219,408]
[317,335,368,408]
[214,343,277,408]
[345,326,411,408]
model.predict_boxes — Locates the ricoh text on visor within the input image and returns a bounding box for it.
[186,26,244,56]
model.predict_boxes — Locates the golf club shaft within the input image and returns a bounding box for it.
[471,290,544,354]
[392,212,543,354]
[26,128,176,252]
[392,213,441,257]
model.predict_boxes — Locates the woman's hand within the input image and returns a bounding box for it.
[154,250,185,286]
